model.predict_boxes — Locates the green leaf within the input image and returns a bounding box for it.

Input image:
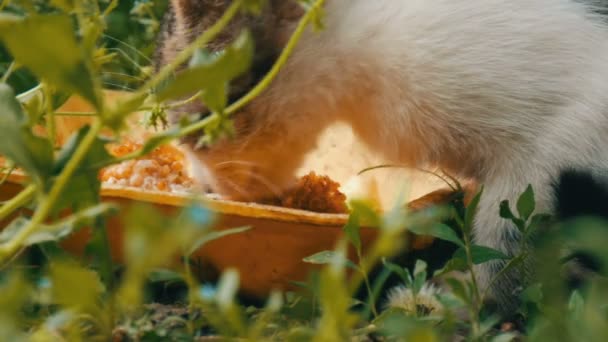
[526,213,552,239]
[201,82,228,114]
[413,259,427,278]
[50,0,75,12]
[500,200,526,232]
[343,214,362,255]
[492,333,518,342]
[52,126,114,211]
[0,83,54,186]
[343,200,379,255]
[0,14,100,109]
[445,278,472,305]
[104,92,148,130]
[521,283,543,305]
[516,185,535,221]
[383,259,412,287]
[288,281,311,290]
[464,187,483,234]
[454,245,510,265]
[118,204,194,309]
[568,290,585,318]
[243,0,267,14]
[0,204,116,247]
[436,292,466,311]
[20,88,45,125]
[265,290,284,313]
[408,223,464,248]
[197,114,236,147]
[138,128,181,156]
[216,269,240,311]
[0,272,32,325]
[302,250,358,270]
[499,200,515,220]
[120,203,217,291]
[186,226,250,256]
[349,200,381,227]
[412,266,427,294]
[433,256,468,277]
[479,315,501,338]
[493,253,527,282]
[17,86,71,126]
[156,30,254,102]
[148,269,185,283]
[49,261,105,312]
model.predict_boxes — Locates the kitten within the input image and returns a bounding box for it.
[157,0,608,312]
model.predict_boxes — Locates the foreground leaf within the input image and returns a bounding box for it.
[0,83,54,186]
[303,250,358,270]
[343,200,380,255]
[49,261,104,312]
[52,126,114,212]
[186,226,250,256]
[156,31,254,103]
[464,187,483,234]
[0,14,100,109]
[0,204,117,247]
[453,245,510,265]
[408,222,464,248]
[516,185,535,221]
[433,256,468,277]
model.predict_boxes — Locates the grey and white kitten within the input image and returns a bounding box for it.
[157,0,608,312]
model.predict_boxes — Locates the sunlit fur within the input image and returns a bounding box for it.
[162,0,608,311]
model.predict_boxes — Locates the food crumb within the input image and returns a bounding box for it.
[273,171,348,214]
[99,142,348,214]
[99,140,194,192]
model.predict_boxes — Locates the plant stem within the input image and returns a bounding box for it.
[43,85,57,147]
[361,269,378,317]
[183,256,196,335]
[138,91,203,112]
[179,0,326,138]
[90,216,116,334]
[0,163,15,186]
[54,111,98,117]
[0,0,9,11]
[0,183,36,222]
[102,0,119,18]
[462,231,482,337]
[1,61,15,83]
[347,233,397,296]
[481,252,527,302]
[0,120,103,263]
[135,0,244,99]
[108,0,325,164]
[16,84,42,103]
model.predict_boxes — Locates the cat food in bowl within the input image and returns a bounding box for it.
[0,94,457,298]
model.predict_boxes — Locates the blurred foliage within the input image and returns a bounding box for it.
[0,0,168,94]
[0,0,607,341]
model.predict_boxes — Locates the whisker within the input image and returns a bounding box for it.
[214,160,263,169]
[102,71,147,81]
[105,48,148,73]
[231,168,282,197]
[100,81,137,92]
[103,35,153,63]
[219,177,249,199]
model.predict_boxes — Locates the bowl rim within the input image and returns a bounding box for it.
[1,168,351,227]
